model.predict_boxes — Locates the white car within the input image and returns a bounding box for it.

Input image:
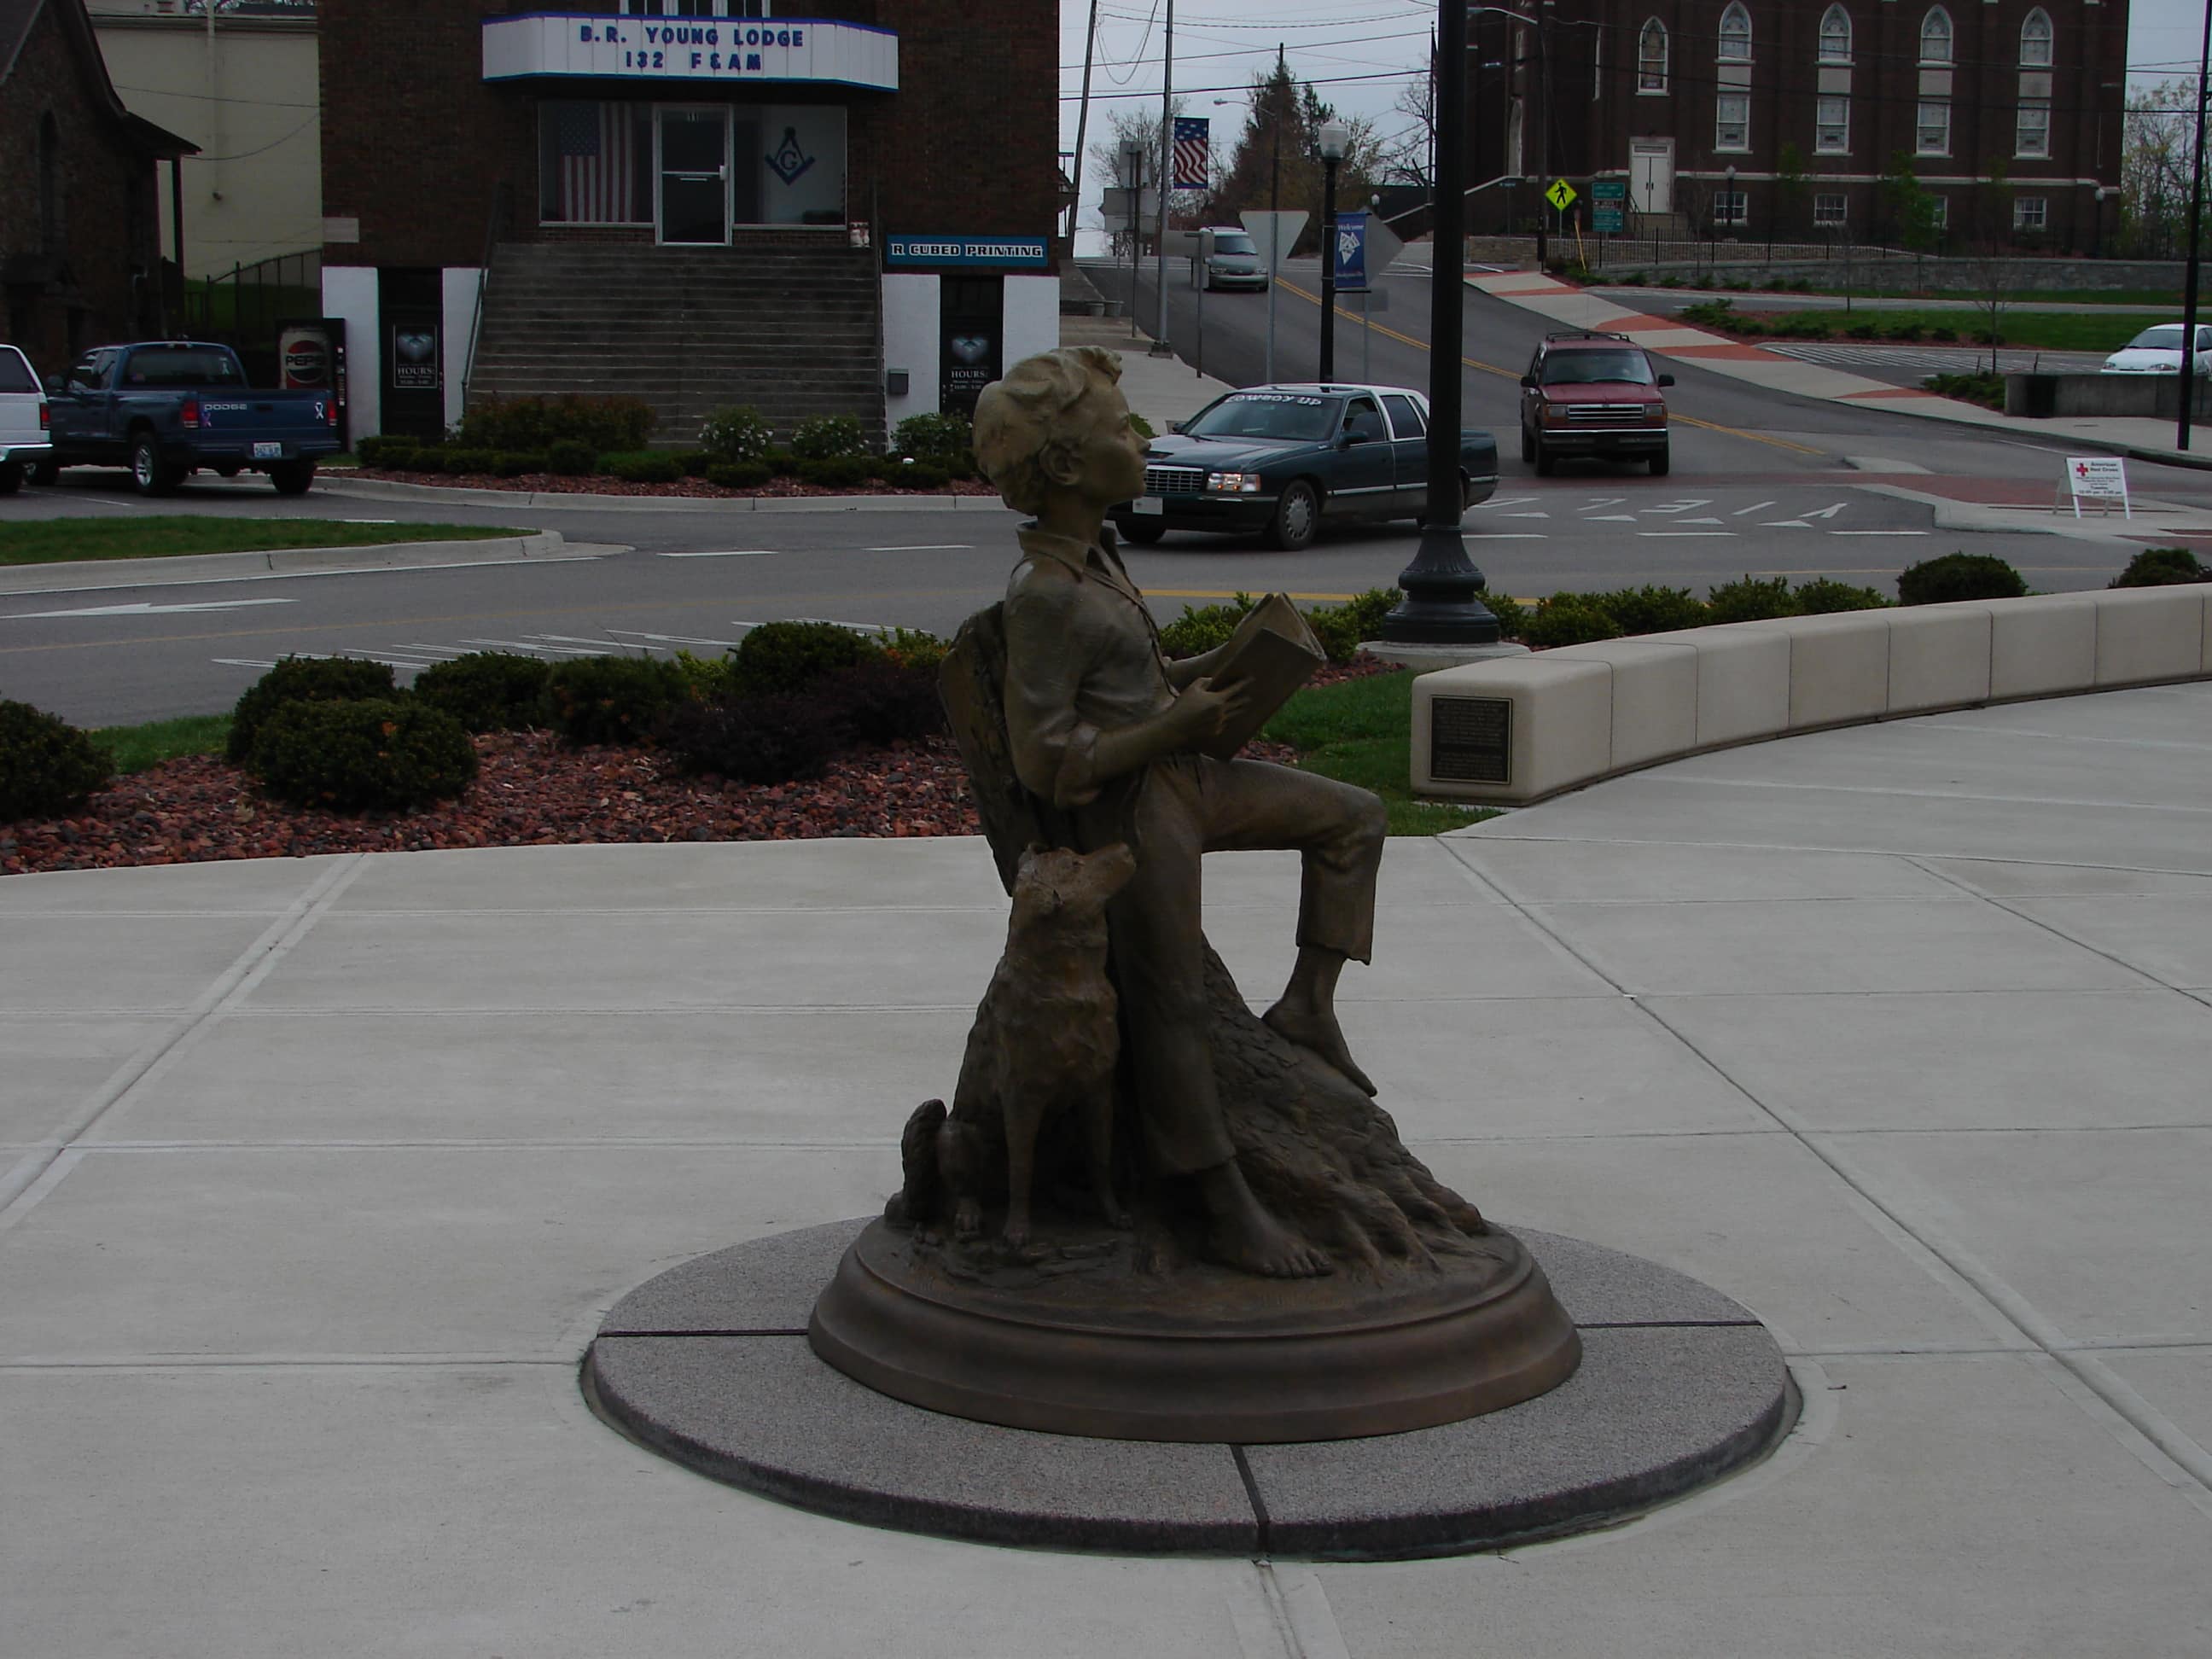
[2100,323,2212,375]
[0,344,53,493]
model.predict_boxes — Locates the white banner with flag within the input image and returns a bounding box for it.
[1172,118,1210,190]
[551,102,644,225]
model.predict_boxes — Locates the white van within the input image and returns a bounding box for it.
[0,345,53,493]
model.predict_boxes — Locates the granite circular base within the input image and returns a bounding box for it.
[807,1218,1581,1442]
[584,1219,1796,1560]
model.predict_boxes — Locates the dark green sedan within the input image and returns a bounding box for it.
[1109,382,1500,551]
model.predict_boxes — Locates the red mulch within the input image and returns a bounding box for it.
[1,658,1388,876]
[346,467,1004,499]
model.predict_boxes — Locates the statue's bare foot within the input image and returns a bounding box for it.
[1264,1001,1377,1097]
[1200,1162,1331,1278]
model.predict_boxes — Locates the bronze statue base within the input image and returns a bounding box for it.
[807,1217,1581,1443]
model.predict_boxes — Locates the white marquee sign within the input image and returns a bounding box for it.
[483,14,898,90]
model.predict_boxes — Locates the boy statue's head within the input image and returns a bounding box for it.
[973,346,1131,516]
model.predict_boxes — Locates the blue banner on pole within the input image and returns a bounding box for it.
[1333,210,1369,293]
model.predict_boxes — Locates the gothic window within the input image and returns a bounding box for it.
[1718,3,1752,61]
[38,114,61,253]
[1638,18,1668,92]
[2020,9,2053,67]
[1819,5,1852,63]
[1920,7,1953,64]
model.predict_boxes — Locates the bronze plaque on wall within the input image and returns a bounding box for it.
[1430,696,1512,784]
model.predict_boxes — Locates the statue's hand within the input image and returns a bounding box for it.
[1171,676,1256,745]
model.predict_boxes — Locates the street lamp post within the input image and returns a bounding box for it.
[1380,0,1502,647]
[1318,119,1350,381]
[2179,0,2210,451]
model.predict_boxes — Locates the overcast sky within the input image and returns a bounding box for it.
[1061,0,2212,192]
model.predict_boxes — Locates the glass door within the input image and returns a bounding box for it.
[657,107,730,245]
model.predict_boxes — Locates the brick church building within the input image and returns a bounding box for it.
[317,2,1060,443]
[1467,0,2128,254]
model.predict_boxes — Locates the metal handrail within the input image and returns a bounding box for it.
[461,182,510,419]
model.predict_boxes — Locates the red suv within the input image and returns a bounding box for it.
[1519,331,1674,476]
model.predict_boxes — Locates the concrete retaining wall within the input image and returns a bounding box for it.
[2003,372,2212,421]
[1412,587,2212,806]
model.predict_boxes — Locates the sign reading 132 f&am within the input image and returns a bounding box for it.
[481,15,899,90]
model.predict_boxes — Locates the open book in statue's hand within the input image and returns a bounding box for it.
[1196,592,1326,760]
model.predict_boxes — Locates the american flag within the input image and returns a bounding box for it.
[1171,117,1210,189]
[556,103,634,224]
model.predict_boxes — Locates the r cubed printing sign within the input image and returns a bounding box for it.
[886,236,1050,269]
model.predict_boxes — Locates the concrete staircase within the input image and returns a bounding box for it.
[466,242,885,449]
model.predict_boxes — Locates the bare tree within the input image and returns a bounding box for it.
[2122,79,2199,259]
[1089,99,1202,256]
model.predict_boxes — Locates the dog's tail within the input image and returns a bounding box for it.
[884,1098,949,1227]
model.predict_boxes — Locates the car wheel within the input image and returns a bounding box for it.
[1519,424,1534,463]
[269,460,317,497]
[129,432,178,497]
[1648,445,1670,477]
[1266,480,1321,550]
[26,459,59,486]
[1533,439,1555,478]
[1117,517,1167,545]
[0,462,21,496]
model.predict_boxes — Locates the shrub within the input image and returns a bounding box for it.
[672,648,741,701]
[441,447,498,476]
[1928,325,1958,343]
[410,651,552,733]
[1679,300,1736,329]
[248,699,477,812]
[677,449,714,478]
[543,655,687,746]
[1522,593,1626,649]
[1733,316,1768,335]
[789,414,868,461]
[1594,584,1708,635]
[1615,271,1649,286]
[817,657,946,746]
[892,410,975,468]
[1705,575,1797,624]
[863,455,895,481]
[545,439,597,476]
[0,700,114,822]
[762,447,800,476]
[493,451,550,478]
[365,441,421,472]
[604,451,684,485]
[1128,411,1156,439]
[356,435,411,467]
[2110,547,2210,587]
[1888,320,1925,342]
[888,462,949,491]
[1307,588,1402,663]
[1845,321,1880,341]
[661,694,844,785]
[1793,578,1891,614]
[1481,591,1526,639]
[459,393,656,454]
[697,405,772,463]
[400,448,443,474]
[878,626,949,675]
[729,620,884,699]
[704,460,773,490]
[1897,552,2028,606]
[795,456,870,490]
[1923,372,2005,411]
[226,656,398,762]
[1159,594,1259,660]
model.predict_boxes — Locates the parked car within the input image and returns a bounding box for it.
[2100,323,2212,375]
[1109,382,1499,551]
[37,341,341,496]
[0,344,53,495]
[1518,330,1674,476]
[1201,228,1267,292]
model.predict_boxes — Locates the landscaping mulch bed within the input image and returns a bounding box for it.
[1,660,1382,876]
[343,467,1004,500]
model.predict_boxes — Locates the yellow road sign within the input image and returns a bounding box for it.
[1545,178,1577,212]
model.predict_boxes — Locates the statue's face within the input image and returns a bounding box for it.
[1068,381,1148,508]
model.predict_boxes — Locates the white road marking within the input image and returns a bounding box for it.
[1803,504,1850,520]
[1639,531,1735,538]
[603,630,742,647]
[1676,516,1726,525]
[457,637,604,655]
[1585,514,1639,522]
[1578,498,1627,511]
[1761,520,1815,528]
[658,549,781,558]
[5,597,295,619]
[212,657,279,670]
[1472,533,1549,539]
[1472,495,1538,509]
[866,543,974,552]
[1639,499,1713,515]
[341,518,399,524]
[1831,528,1929,535]
[1500,511,1551,519]
[1733,501,1777,515]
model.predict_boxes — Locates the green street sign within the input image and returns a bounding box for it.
[1593,205,1625,233]
[1592,178,1627,201]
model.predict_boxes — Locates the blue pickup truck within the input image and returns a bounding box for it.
[35,341,341,497]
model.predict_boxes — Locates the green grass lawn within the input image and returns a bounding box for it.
[1726,286,2177,307]
[91,713,231,775]
[0,518,529,566]
[1737,307,2148,353]
[1264,671,1503,837]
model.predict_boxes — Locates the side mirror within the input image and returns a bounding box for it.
[1167,419,1185,434]
[1656,373,1675,387]
[1519,374,1537,389]
[44,375,65,395]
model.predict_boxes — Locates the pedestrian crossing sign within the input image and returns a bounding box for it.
[1545,178,1577,212]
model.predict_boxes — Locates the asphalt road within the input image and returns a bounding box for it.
[0,264,2186,727]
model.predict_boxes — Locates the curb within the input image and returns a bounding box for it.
[0,530,573,596]
[318,477,1011,515]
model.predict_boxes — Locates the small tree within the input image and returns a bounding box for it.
[1969,160,2016,375]
[1773,142,1809,266]
[2121,78,2199,258]
[1881,151,1943,289]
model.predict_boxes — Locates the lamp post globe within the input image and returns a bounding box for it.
[1318,119,1350,381]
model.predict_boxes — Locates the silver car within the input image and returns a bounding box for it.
[1202,228,1267,292]
[2101,323,2212,375]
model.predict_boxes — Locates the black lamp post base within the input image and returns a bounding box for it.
[1379,522,1503,645]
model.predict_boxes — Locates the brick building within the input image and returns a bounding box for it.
[317,1,1060,444]
[1467,0,2128,254]
[1,0,195,373]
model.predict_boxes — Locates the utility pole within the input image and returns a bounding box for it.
[1152,0,1174,358]
[1068,0,1099,244]
[1533,0,1552,267]
[1266,44,1284,383]
[2181,0,2210,451]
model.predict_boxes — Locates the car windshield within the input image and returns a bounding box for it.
[1184,393,1336,442]
[2125,326,2188,351]
[1211,232,1257,256]
[1543,349,1656,387]
[122,347,245,388]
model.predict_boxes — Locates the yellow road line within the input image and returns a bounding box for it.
[1149,589,1357,602]
[1277,278,1825,455]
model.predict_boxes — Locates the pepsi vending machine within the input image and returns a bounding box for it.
[276,317,349,450]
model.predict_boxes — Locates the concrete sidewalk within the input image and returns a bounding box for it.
[1475,271,2212,478]
[3,684,2209,1656]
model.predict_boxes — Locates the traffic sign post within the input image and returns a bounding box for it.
[1591,178,1627,236]
[1240,209,1310,386]
[1545,178,1578,212]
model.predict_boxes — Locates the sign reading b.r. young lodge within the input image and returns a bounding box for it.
[482,14,898,90]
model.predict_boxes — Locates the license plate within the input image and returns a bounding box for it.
[253,441,283,459]
[1132,497,1163,515]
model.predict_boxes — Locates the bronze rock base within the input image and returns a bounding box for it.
[807,1216,1580,1442]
